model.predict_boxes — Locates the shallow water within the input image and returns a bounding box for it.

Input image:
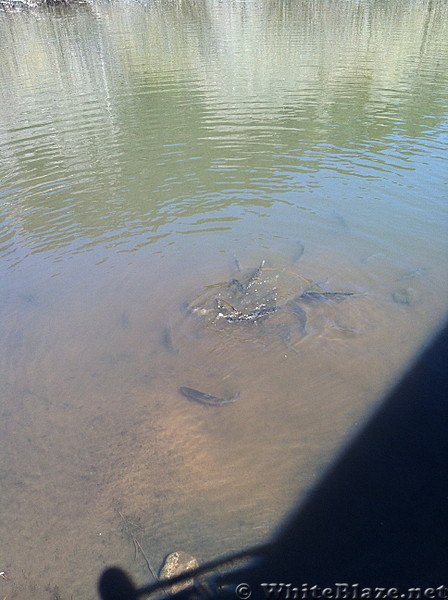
[0,0,447,598]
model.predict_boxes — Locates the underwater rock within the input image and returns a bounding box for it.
[159,551,199,593]
[392,287,418,306]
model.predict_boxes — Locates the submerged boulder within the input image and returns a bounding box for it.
[159,551,199,594]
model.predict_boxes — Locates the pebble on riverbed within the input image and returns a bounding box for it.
[159,551,199,594]
[392,287,418,306]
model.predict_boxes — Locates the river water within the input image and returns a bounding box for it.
[0,1,447,598]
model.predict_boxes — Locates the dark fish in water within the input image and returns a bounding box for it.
[179,387,239,407]
[162,325,179,354]
[216,298,238,314]
[245,260,266,289]
[286,298,307,332]
[292,240,305,262]
[224,259,266,298]
[226,278,246,293]
[300,290,355,301]
[329,210,351,233]
[225,305,277,322]
[216,298,278,322]
[232,255,242,273]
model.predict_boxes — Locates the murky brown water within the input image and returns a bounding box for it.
[0,1,447,598]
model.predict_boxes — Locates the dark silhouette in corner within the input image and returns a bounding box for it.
[99,321,448,600]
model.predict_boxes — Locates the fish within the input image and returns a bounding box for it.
[292,240,305,262]
[216,298,278,322]
[244,260,266,289]
[224,259,267,297]
[216,297,239,315]
[162,325,179,355]
[224,305,278,322]
[226,278,246,293]
[232,255,242,273]
[179,387,240,407]
[300,290,356,301]
[286,298,307,332]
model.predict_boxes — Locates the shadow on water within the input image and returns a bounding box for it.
[99,320,448,598]
[2,242,444,599]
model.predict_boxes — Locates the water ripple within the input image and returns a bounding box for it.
[0,0,447,273]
